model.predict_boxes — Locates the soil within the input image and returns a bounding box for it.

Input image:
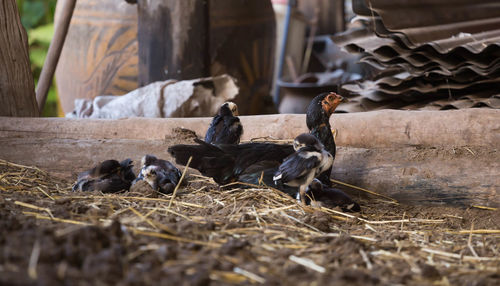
[0,160,499,285]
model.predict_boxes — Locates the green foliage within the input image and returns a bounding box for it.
[29,23,54,46]
[17,0,60,117]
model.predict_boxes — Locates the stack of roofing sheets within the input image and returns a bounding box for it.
[332,0,500,112]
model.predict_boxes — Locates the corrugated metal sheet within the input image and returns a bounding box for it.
[332,0,500,111]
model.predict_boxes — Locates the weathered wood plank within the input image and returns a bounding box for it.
[0,137,497,207]
[0,109,498,147]
[0,0,39,117]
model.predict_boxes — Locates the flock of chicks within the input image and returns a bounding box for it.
[73,92,360,212]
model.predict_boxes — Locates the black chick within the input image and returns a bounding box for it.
[300,179,361,212]
[133,155,182,194]
[73,159,136,193]
[273,133,333,205]
[205,101,243,145]
[307,92,345,186]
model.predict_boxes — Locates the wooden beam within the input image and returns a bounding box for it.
[0,137,497,207]
[0,0,39,117]
[0,109,497,148]
[0,110,498,206]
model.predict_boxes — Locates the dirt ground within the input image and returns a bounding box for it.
[1,159,499,285]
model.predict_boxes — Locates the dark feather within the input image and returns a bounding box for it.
[73,159,136,193]
[205,103,242,145]
[275,151,321,184]
[304,180,361,212]
[306,92,331,131]
[168,139,294,185]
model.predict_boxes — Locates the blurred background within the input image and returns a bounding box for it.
[19,0,500,117]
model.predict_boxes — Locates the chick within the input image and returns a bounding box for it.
[133,155,181,194]
[299,179,361,212]
[205,101,243,145]
[72,159,135,193]
[273,133,333,205]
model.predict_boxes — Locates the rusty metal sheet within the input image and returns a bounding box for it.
[337,92,500,112]
[366,0,500,46]
[331,0,500,112]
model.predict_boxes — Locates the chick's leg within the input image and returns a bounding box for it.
[299,185,307,206]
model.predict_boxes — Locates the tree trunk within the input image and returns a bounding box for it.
[0,0,39,117]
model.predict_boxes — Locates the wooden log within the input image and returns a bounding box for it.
[0,137,497,207]
[0,110,498,206]
[137,0,208,85]
[0,0,39,117]
[0,109,497,148]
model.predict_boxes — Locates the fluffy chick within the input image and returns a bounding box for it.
[72,159,135,193]
[205,101,243,145]
[298,179,361,212]
[134,155,181,194]
[273,133,333,205]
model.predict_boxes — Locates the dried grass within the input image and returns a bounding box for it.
[1,158,499,284]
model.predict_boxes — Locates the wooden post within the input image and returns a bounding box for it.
[137,0,209,85]
[0,0,39,117]
[36,0,76,113]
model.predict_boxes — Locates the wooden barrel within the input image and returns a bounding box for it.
[55,0,138,113]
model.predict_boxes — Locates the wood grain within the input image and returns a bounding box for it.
[0,138,497,207]
[55,0,139,113]
[0,110,498,206]
[0,0,39,117]
[0,109,497,148]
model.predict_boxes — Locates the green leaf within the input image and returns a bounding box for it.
[29,47,47,69]
[28,23,54,45]
[20,1,45,29]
